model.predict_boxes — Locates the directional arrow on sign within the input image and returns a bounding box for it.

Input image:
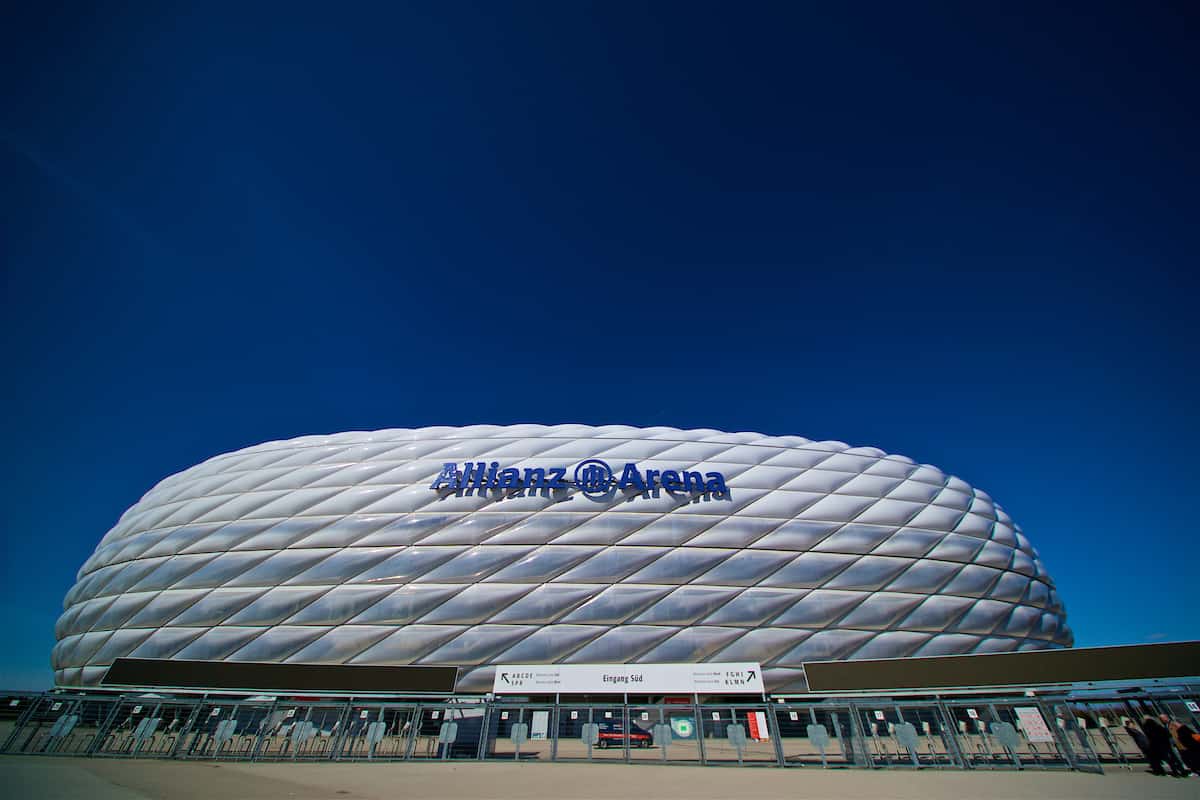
[501,673,510,684]
[748,670,756,680]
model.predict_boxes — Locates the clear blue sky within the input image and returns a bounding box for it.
[2,3,1197,689]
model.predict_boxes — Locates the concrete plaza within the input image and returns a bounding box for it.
[3,756,1199,800]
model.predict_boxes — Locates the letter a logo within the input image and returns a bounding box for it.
[430,462,462,490]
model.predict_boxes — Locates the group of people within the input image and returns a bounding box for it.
[1124,713,1200,777]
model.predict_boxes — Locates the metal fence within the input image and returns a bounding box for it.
[4,688,1199,774]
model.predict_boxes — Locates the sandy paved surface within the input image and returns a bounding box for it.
[3,756,1199,800]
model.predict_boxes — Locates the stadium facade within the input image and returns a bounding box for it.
[52,425,1072,693]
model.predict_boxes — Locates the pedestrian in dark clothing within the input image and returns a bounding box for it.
[1144,716,1186,777]
[1125,719,1152,762]
[1170,721,1200,775]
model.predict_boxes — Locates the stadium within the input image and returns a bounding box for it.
[52,424,1073,693]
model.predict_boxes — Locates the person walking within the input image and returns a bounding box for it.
[1125,718,1153,766]
[1169,720,1200,775]
[1144,716,1186,777]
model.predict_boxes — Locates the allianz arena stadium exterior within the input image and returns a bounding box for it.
[53,425,1072,693]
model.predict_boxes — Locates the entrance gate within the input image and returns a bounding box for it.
[701,705,778,765]
[334,704,418,759]
[852,701,962,769]
[627,705,702,764]
[92,698,196,758]
[253,701,346,761]
[3,694,118,756]
[405,704,485,760]
[774,703,862,767]
[6,686,1200,773]
[485,704,554,761]
[176,698,273,760]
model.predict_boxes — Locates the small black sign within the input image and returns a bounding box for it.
[103,657,458,693]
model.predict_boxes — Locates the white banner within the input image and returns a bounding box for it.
[1015,706,1055,743]
[530,710,549,740]
[492,662,763,694]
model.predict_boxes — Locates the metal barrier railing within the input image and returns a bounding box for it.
[4,687,1200,774]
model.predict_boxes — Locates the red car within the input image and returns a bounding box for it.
[597,721,652,748]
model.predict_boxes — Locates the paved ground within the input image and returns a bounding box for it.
[3,756,1199,800]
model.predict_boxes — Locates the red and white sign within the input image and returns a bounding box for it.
[746,711,770,741]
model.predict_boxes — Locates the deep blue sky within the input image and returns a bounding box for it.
[2,3,1197,689]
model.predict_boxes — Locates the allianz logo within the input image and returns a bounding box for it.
[429,459,730,499]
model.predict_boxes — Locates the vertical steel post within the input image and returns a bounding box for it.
[765,703,785,767]
[622,702,630,763]
[550,702,559,762]
[328,701,352,762]
[1038,699,1080,772]
[87,696,126,756]
[1,694,42,753]
[477,702,491,761]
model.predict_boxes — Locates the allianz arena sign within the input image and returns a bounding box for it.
[430,459,731,498]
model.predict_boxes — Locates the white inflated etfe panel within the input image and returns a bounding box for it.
[54,425,1072,693]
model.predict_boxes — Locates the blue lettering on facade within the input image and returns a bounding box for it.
[618,462,646,492]
[430,458,729,499]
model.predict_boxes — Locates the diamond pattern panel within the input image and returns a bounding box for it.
[55,425,1072,693]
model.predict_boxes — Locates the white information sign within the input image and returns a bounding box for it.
[492,663,764,694]
[1187,701,1200,713]
[1015,707,1055,743]
[966,708,979,719]
[531,711,549,740]
[873,710,885,721]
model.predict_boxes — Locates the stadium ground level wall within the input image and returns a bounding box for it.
[5,682,1200,774]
